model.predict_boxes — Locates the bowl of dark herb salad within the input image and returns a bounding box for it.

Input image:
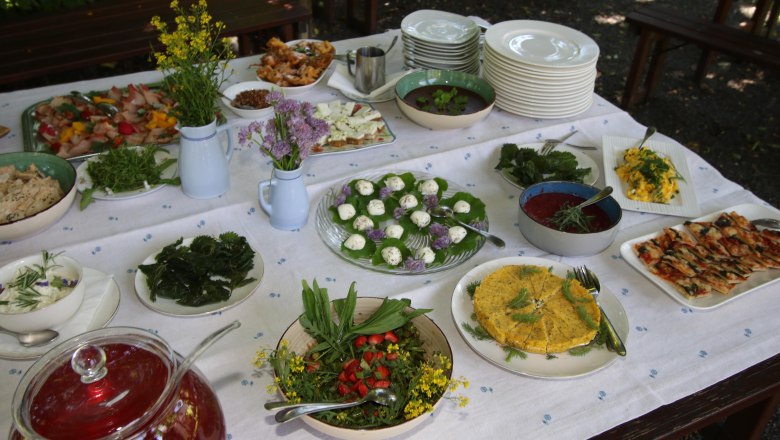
[395,70,495,130]
[518,181,621,257]
[255,280,467,439]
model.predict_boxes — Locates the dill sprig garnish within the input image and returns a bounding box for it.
[465,281,481,298]
[576,305,600,330]
[508,288,531,309]
[503,346,527,362]
[518,265,541,278]
[550,201,594,233]
[461,322,492,341]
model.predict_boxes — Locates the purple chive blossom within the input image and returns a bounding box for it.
[393,207,406,220]
[423,194,439,209]
[35,281,50,287]
[432,235,452,251]
[429,222,448,237]
[470,220,487,231]
[366,229,386,241]
[378,186,393,200]
[332,193,347,207]
[404,257,426,272]
[340,185,352,197]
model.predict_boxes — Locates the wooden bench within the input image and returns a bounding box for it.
[621,4,780,108]
[0,0,311,86]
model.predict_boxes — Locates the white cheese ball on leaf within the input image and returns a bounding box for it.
[355,179,374,196]
[448,225,468,243]
[410,210,431,228]
[352,215,374,231]
[415,246,436,264]
[399,194,419,209]
[453,200,471,214]
[381,246,403,266]
[384,176,405,191]
[385,224,404,239]
[337,203,357,221]
[367,199,385,216]
[418,179,439,195]
[344,234,366,250]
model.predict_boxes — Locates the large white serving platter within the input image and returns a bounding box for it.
[0,267,120,360]
[451,256,628,378]
[498,142,599,190]
[135,238,264,317]
[620,203,780,310]
[603,135,700,217]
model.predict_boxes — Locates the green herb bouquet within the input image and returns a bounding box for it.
[150,0,234,127]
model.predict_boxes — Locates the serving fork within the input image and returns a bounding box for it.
[572,266,626,356]
[752,218,780,230]
[539,130,597,155]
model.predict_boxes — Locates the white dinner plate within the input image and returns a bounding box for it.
[451,256,628,378]
[620,203,780,310]
[485,20,600,68]
[76,146,177,200]
[0,267,120,360]
[134,237,264,317]
[494,95,593,119]
[498,142,599,190]
[401,10,480,45]
[603,135,700,217]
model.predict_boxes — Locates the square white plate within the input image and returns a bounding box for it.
[603,135,700,217]
[620,203,780,310]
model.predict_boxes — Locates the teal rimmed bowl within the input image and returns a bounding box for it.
[395,70,495,130]
[0,152,76,241]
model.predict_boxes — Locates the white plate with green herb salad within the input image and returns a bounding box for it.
[76,146,179,208]
[451,256,628,379]
[496,142,599,190]
[134,233,263,317]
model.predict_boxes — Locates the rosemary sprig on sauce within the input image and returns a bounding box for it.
[6,250,63,309]
[550,202,594,233]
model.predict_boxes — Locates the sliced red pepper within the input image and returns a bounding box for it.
[118,121,135,135]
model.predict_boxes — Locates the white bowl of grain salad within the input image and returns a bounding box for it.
[220,81,279,119]
[0,152,76,242]
[0,251,85,333]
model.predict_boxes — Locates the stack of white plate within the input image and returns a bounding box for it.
[482,20,600,119]
[401,10,481,75]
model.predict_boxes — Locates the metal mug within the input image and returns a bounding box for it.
[347,46,386,94]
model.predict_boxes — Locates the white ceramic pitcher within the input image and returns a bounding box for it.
[178,119,233,199]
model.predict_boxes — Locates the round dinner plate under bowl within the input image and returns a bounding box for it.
[134,238,264,317]
[451,256,628,378]
[76,147,177,200]
[499,142,600,190]
[0,267,120,360]
[315,170,488,275]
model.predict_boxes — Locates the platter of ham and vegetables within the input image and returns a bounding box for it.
[315,170,489,274]
[22,83,179,160]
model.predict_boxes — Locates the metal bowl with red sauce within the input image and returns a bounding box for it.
[518,181,622,256]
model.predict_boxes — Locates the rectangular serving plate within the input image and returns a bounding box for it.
[309,103,396,157]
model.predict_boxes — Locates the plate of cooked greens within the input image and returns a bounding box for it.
[76,146,179,208]
[496,142,599,190]
[134,233,264,317]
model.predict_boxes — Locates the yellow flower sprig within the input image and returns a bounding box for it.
[150,0,235,126]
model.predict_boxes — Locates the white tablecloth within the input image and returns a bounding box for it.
[1,30,778,439]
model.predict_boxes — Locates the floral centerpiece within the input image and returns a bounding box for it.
[254,280,468,432]
[150,0,234,127]
[238,91,330,171]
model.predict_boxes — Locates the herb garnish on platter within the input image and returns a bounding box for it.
[138,232,255,306]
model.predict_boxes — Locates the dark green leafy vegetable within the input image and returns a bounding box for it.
[495,143,591,187]
[80,146,180,209]
[138,232,255,306]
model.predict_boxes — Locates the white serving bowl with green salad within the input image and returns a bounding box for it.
[0,251,85,333]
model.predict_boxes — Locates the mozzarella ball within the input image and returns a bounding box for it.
[337,203,357,221]
[453,200,471,214]
[367,199,385,216]
[399,194,418,209]
[381,246,403,266]
[448,225,468,243]
[355,179,374,196]
[352,215,374,231]
[384,176,405,191]
[418,179,439,195]
[415,246,436,264]
[410,210,431,228]
[385,224,404,239]
[344,234,366,250]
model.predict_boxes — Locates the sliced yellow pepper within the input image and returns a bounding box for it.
[145,110,177,130]
[59,121,87,143]
[92,96,117,105]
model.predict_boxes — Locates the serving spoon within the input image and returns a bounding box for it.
[572,186,614,211]
[272,388,398,423]
[752,218,780,229]
[428,205,506,248]
[636,126,657,149]
[0,326,59,347]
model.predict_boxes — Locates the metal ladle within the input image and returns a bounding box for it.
[0,326,59,347]
[171,321,241,389]
[272,388,398,423]
[428,205,506,248]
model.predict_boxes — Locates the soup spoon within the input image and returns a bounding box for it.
[428,205,506,248]
[572,186,614,210]
[0,326,59,347]
[273,388,398,423]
